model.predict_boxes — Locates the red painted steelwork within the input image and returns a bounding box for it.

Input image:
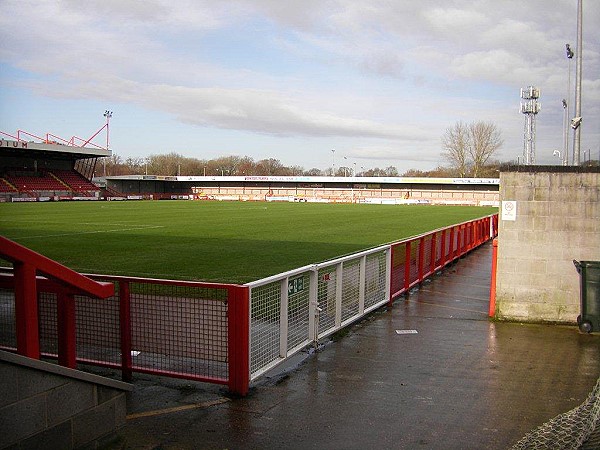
[0,236,114,299]
[119,281,133,382]
[389,215,498,300]
[228,285,250,396]
[13,262,39,359]
[489,238,498,317]
[57,292,76,369]
[0,236,114,365]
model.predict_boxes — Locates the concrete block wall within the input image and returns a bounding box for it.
[495,167,600,323]
[0,351,131,450]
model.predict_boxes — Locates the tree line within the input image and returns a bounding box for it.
[98,121,510,178]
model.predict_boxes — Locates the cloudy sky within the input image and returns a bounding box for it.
[1,0,599,172]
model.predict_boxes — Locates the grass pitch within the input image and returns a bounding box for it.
[0,201,496,283]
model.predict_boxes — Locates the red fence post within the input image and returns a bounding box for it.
[489,238,498,317]
[440,229,447,267]
[430,232,437,275]
[57,292,77,369]
[228,285,250,396]
[14,262,40,359]
[449,227,456,261]
[418,237,425,283]
[388,244,396,306]
[404,241,412,292]
[119,281,133,382]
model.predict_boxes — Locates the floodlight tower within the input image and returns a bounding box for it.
[520,86,541,165]
[103,110,113,150]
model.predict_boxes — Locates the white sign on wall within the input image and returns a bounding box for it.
[501,201,517,221]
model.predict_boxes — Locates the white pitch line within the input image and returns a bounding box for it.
[12,225,166,240]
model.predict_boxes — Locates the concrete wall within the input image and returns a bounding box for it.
[495,167,600,323]
[0,351,131,449]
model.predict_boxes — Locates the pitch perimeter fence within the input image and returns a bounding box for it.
[0,214,497,395]
[247,214,497,381]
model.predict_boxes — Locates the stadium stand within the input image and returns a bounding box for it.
[105,175,500,205]
[5,170,68,192]
[51,169,99,194]
[0,178,18,193]
[0,136,107,201]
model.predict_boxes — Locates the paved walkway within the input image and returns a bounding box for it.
[117,242,600,449]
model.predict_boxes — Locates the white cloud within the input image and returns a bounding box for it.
[0,0,598,170]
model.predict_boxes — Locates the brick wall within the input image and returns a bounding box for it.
[495,167,600,323]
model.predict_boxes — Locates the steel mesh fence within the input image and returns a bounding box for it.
[250,280,281,377]
[1,277,232,383]
[422,235,433,277]
[0,289,16,349]
[341,259,360,323]
[38,292,58,356]
[511,377,600,450]
[445,229,453,261]
[364,251,387,310]
[390,242,407,297]
[287,272,311,352]
[408,242,419,287]
[75,292,120,365]
[318,266,337,336]
[435,233,445,268]
[127,282,229,380]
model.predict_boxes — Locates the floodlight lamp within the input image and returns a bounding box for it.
[566,43,574,59]
[571,116,582,129]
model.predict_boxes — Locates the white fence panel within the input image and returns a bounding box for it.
[247,246,390,381]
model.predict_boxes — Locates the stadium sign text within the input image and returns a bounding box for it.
[0,139,28,149]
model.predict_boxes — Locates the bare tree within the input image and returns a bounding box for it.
[304,168,323,176]
[384,166,399,176]
[441,121,503,177]
[468,122,503,177]
[255,158,285,175]
[441,122,469,177]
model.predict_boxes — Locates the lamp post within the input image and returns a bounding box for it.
[562,99,569,165]
[565,44,574,164]
[102,110,112,177]
[103,110,113,150]
[331,149,335,176]
[572,0,583,166]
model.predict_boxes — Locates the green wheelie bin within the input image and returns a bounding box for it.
[573,260,600,333]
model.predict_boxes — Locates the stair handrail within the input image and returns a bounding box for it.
[0,235,114,365]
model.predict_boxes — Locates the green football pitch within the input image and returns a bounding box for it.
[0,201,497,283]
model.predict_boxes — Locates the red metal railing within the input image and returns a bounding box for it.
[1,124,109,150]
[389,215,497,301]
[0,236,113,367]
[0,253,250,396]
